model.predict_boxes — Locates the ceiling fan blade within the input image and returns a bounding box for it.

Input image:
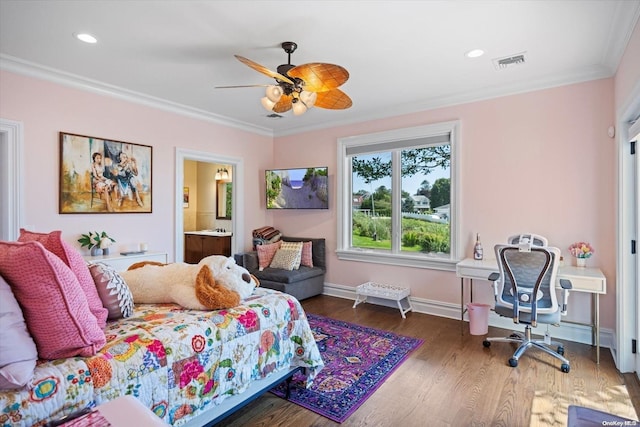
[214,84,270,89]
[272,94,293,113]
[234,55,294,85]
[288,63,349,92]
[314,89,352,110]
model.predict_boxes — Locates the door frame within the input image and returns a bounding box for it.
[0,118,24,241]
[175,148,244,263]
[615,81,640,375]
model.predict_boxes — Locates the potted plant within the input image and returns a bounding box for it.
[78,231,115,256]
[568,241,594,268]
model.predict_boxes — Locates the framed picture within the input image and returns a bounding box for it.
[59,132,152,213]
[183,187,189,208]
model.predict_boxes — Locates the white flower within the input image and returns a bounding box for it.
[99,237,112,249]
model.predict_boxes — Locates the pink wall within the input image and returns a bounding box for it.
[0,71,273,261]
[0,71,619,329]
[274,78,616,328]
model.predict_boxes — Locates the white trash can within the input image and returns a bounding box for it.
[467,303,490,335]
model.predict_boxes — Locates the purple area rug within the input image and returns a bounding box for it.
[271,313,423,423]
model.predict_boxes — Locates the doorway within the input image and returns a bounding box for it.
[175,149,244,263]
[0,118,23,241]
[616,93,640,376]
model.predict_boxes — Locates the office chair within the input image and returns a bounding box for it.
[482,240,572,373]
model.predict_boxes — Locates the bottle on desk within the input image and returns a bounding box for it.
[473,233,484,260]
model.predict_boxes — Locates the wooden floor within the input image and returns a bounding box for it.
[215,295,639,427]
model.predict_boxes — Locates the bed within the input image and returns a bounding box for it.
[0,287,324,426]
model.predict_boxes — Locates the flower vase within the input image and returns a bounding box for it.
[102,248,109,256]
[576,257,586,268]
[90,246,103,256]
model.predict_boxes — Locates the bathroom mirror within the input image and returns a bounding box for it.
[216,181,232,219]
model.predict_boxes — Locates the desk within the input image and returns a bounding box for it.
[456,258,606,363]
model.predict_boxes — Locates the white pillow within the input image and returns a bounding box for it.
[279,241,303,269]
[270,249,301,271]
[0,275,38,390]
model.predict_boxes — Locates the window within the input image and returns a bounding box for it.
[337,121,460,271]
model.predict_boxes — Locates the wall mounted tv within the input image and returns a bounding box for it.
[266,167,328,209]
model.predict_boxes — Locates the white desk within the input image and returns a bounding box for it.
[456,258,606,363]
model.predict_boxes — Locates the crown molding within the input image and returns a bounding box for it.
[0,54,274,137]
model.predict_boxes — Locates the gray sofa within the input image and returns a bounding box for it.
[234,237,325,301]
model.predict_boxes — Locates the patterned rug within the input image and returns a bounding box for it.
[271,313,423,423]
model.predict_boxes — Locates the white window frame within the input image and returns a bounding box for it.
[336,120,461,271]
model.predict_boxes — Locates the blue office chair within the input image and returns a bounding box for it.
[482,240,572,373]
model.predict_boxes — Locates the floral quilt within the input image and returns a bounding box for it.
[0,288,324,426]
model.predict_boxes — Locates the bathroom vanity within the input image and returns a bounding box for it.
[184,231,232,263]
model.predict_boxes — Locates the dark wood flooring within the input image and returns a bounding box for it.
[215,295,639,426]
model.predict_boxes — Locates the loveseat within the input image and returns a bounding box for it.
[235,237,326,301]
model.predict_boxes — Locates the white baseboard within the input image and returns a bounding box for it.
[322,282,613,350]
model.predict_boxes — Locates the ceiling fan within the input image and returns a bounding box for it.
[216,41,352,116]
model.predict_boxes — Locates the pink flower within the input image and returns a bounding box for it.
[238,310,258,329]
[569,241,594,258]
[179,360,204,388]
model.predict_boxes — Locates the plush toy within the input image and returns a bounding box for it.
[120,255,259,310]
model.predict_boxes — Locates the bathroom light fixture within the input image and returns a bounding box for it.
[215,168,229,180]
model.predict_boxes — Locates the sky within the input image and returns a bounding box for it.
[352,152,449,195]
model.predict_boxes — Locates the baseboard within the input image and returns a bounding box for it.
[322,282,613,349]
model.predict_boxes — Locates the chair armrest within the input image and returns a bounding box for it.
[235,252,259,272]
[488,272,500,299]
[559,279,572,315]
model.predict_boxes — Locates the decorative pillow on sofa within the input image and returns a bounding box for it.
[0,241,107,359]
[256,241,281,271]
[0,275,38,390]
[89,262,134,320]
[269,249,301,271]
[299,241,313,267]
[280,241,303,269]
[19,229,108,329]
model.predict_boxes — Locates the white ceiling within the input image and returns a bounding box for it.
[1,0,639,137]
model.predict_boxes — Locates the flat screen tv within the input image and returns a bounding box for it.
[266,167,328,209]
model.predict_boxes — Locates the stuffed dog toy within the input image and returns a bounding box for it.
[119,255,259,310]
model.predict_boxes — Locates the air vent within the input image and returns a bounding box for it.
[492,52,527,70]
[266,113,283,119]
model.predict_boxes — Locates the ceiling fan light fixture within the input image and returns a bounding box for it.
[292,100,308,116]
[261,96,276,111]
[265,85,283,102]
[299,90,317,108]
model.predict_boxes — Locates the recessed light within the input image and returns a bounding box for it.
[465,49,484,58]
[74,33,97,44]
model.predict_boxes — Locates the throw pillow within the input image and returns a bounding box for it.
[280,241,303,269]
[0,241,106,359]
[269,249,300,271]
[89,262,134,320]
[19,229,108,329]
[0,275,38,390]
[256,241,281,271]
[300,241,313,268]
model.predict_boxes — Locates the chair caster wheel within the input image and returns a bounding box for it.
[561,363,570,373]
[483,340,491,348]
[557,346,565,356]
[508,358,518,367]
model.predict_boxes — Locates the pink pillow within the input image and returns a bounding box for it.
[0,241,106,359]
[300,241,313,268]
[256,241,281,271]
[0,275,38,390]
[19,229,108,329]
